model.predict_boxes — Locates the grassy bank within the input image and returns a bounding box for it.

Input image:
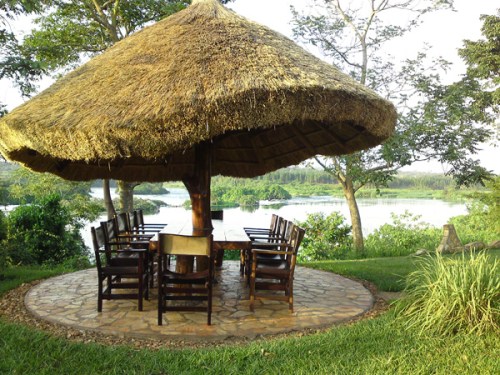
[1,251,499,374]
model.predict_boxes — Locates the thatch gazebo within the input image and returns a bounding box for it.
[0,0,397,269]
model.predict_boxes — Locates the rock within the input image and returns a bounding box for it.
[436,224,464,253]
[414,249,429,256]
[487,240,500,249]
[464,241,486,251]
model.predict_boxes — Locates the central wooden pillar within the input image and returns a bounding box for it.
[179,141,213,273]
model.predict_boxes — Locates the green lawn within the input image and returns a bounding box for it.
[1,251,499,374]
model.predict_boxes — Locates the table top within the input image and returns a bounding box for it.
[150,220,252,251]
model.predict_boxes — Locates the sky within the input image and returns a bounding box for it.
[1,0,498,172]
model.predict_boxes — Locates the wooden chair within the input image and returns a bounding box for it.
[249,225,305,312]
[243,218,290,278]
[248,216,287,242]
[244,214,279,236]
[105,216,156,287]
[157,233,214,325]
[133,209,167,232]
[91,225,149,312]
[115,212,155,239]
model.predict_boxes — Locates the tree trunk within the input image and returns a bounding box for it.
[179,141,213,273]
[103,179,116,220]
[117,181,134,213]
[341,179,364,253]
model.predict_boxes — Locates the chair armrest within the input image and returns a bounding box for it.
[250,235,286,242]
[245,228,272,234]
[116,248,148,254]
[118,233,154,240]
[251,247,292,256]
[251,241,287,248]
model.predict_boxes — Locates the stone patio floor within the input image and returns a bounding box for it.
[25,261,374,342]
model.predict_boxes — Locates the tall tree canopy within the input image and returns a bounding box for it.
[292,0,495,251]
[0,0,47,115]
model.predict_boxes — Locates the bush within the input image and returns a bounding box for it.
[297,212,352,261]
[258,184,291,200]
[0,211,9,274]
[364,211,440,257]
[5,194,88,265]
[396,252,500,336]
[133,183,169,195]
[238,194,259,207]
[450,177,499,244]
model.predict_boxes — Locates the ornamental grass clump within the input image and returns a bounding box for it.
[396,251,499,336]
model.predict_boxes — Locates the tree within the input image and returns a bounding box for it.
[0,0,47,115]
[7,167,102,223]
[292,0,495,252]
[458,12,499,115]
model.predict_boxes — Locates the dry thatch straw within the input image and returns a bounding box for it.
[0,0,397,182]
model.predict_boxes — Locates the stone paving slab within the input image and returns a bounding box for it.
[25,261,373,342]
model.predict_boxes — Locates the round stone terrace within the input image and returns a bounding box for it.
[25,261,374,342]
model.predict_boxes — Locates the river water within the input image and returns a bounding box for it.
[83,187,468,250]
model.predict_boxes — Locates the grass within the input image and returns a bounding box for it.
[397,251,499,335]
[1,251,499,374]
[301,256,420,292]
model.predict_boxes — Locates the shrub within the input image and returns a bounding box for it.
[297,212,352,261]
[258,184,291,200]
[238,194,259,207]
[5,194,88,265]
[396,252,500,336]
[364,211,440,257]
[0,211,9,274]
[450,177,499,244]
[133,183,169,195]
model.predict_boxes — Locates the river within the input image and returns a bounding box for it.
[83,187,468,250]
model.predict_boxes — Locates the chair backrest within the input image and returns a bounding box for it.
[91,226,105,269]
[159,233,212,257]
[269,214,279,232]
[130,211,139,230]
[101,218,118,243]
[135,209,145,227]
[287,225,306,264]
[115,212,131,234]
[100,218,123,262]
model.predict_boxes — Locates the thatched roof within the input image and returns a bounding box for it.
[0,0,397,182]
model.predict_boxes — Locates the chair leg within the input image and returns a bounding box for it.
[249,265,256,311]
[158,281,163,326]
[208,281,213,325]
[97,277,103,312]
[138,278,143,312]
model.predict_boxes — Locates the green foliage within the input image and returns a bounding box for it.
[365,211,440,257]
[134,183,168,195]
[5,194,88,265]
[209,177,292,207]
[450,176,500,244]
[0,210,9,273]
[297,212,352,261]
[5,168,102,223]
[132,197,165,214]
[459,12,500,108]
[396,252,500,336]
[22,1,191,69]
[0,1,46,106]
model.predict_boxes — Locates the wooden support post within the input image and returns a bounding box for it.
[179,141,213,273]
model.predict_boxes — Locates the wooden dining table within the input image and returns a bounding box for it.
[148,220,252,275]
